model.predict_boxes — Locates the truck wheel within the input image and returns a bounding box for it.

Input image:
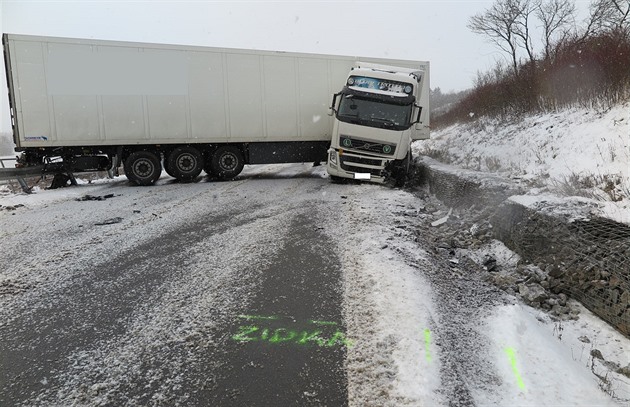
[167,146,204,182]
[393,151,411,187]
[211,146,244,180]
[329,175,346,183]
[124,151,162,186]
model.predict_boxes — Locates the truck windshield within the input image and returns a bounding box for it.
[336,95,413,131]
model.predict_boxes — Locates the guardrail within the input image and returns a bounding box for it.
[0,156,17,169]
[0,156,43,193]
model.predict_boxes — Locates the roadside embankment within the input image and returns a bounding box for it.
[413,155,630,338]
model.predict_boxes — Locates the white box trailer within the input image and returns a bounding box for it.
[2,33,427,185]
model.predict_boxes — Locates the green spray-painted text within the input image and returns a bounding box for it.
[231,315,353,348]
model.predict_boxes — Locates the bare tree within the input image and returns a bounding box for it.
[512,0,539,65]
[586,0,630,37]
[468,0,523,74]
[536,0,577,61]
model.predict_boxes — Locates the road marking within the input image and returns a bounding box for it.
[238,314,279,321]
[231,314,352,348]
[504,347,526,391]
[309,320,338,326]
[424,328,432,362]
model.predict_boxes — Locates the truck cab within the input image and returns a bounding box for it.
[326,62,430,185]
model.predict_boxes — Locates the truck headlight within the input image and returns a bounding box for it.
[329,150,337,164]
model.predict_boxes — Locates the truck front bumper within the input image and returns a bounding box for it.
[326,148,388,183]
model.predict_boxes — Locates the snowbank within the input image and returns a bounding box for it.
[415,103,630,215]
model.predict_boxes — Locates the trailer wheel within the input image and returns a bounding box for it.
[124,151,162,186]
[167,146,204,182]
[211,146,244,180]
[163,156,176,177]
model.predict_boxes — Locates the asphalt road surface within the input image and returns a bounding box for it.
[0,164,353,406]
[1,163,627,407]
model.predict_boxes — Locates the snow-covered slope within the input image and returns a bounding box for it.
[415,103,630,222]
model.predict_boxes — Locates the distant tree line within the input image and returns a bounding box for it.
[433,0,630,127]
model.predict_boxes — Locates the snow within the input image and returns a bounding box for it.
[349,86,408,97]
[1,163,628,405]
[323,187,442,405]
[415,103,630,224]
[480,303,629,406]
[508,193,630,224]
[323,181,628,406]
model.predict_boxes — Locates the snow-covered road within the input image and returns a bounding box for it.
[0,163,628,406]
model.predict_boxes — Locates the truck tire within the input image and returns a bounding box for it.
[167,146,204,182]
[393,151,411,187]
[329,175,346,183]
[210,146,244,180]
[163,157,176,177]
[124,151,162,186]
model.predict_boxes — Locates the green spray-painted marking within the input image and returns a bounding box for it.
[269,328,297,343]
[298,330,325,346]
[238,314,279,321]
[232,325,352,348]
[261,328,269,341]
[424,328,432,362]
[504,347,526,391]
[309,320,338,326]
[326,331,353,348]
[231,314,352,348]
[231,325,259,342]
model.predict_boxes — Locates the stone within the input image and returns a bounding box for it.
[590,349,604,360]
[578,336,591,344]
[483,255,498,272]
[610,289,620,304]
[551,304,569,315]
[590,280,607,288]
[546,298,559,306]
[548,265,564,278]
[519,283,549,304]
[558,294,568,306]
[608,276,621,288]
[617,364,630,379]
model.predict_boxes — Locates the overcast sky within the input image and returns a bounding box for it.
[1,0,591,134]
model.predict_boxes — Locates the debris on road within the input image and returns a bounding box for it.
[76,194,116,201]
[431,208,452,227]
[0,204,24,211]
[94,217,123,226]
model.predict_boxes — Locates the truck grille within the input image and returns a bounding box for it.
[340,155,384,177]
[339,136,396,156]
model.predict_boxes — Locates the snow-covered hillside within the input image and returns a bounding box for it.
[415,103,630,223]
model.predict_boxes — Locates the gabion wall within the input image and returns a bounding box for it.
[415,157,630,338]
[492,201,630,336]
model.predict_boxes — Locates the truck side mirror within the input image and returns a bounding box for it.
[328,92,341,116]
[413,104,423,124]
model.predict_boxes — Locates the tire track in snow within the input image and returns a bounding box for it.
[397,196,512,406]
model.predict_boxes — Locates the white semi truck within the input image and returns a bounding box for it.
[327,62,429,185]
[2,34,429,186]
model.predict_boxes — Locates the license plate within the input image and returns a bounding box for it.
[354,173,371,180]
